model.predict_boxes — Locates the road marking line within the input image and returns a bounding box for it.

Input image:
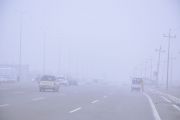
[0,104,9,107]
[144,93,161,120]
[161,96,172,103]
[91,100,99,104]
[149,89,180,104]
[103,95,107,98]
[32,97,45,101]
[69,107,82,113]
[172,104,180,111]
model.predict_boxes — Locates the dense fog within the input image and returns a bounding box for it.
[0,0,180,84]
[1,1,180,120]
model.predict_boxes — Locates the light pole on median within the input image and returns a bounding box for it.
[18,12,23,82]
[155,46,165,87]
[15,8,26,82]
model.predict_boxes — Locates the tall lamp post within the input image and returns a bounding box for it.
[18,12,23,82]
[155,46,165,87]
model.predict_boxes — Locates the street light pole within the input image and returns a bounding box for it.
[155,46,165,86]
[18,13,23,82]
[163,29,176,90]
[42,31,46,75]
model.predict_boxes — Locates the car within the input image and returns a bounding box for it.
[131,77,143,92]
[60,79,69,86]
[39,75,60,92]
[57,77,69,86]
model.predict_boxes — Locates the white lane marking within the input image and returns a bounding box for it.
[149,89,180,104]
[161,96,172,103]
[144,93,161,120]
[32,97,45,101]
[91,100,99,104]
[0,104,9,107]
[103,95,107,98]
[69,107,82,113]
[172,104,180,111]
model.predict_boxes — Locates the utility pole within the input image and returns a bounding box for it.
[155,46,165,86]
[163,29,176,90]
[18,13,23,82]
[42,31,46,75]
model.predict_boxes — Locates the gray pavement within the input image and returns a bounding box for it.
[0,82,180,120]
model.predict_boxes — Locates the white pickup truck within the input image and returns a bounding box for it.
[39,75,60,92]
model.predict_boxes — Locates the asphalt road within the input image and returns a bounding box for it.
[0,82,180,120]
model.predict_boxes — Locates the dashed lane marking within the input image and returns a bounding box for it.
[91,100,99,104]
[32,97,45,101]
[149,88,180,104]
[69,107,82,113]
[161,96,172,103]
[103,95,107,98]
[0,104,9,107]
[172,104,180,112]
[144,93,161,120]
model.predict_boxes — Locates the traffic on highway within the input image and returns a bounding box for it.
[0,0,180,120]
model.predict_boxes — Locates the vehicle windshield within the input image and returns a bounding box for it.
[0,0,180,120]
[40,76,56,81]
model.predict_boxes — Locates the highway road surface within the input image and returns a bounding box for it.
[0,82,180,120]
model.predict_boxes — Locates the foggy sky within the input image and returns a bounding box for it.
[0,0,180,83]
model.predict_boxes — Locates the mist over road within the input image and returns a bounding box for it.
[0,82,180,120]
